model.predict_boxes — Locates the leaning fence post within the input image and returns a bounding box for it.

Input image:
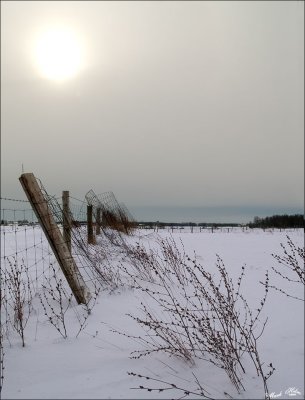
[87,205,95,244]
[62,191,71,252]
[19,173,90,305]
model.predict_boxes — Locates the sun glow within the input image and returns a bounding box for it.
[34,27,84,81]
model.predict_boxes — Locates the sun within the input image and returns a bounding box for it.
[33,27,84,82]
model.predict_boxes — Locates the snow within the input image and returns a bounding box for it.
[1,226,304,399]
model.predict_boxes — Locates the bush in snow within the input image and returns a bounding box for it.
[265,235,304,301]
[120,237,275,397]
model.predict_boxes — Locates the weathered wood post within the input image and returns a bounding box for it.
[96,207,101,235]
[87,205,95,244]
[62,191,71,252]
[19,173,91,305]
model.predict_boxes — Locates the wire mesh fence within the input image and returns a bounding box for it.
[0,174,137,363]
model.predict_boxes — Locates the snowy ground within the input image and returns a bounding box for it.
[1,227,304,399]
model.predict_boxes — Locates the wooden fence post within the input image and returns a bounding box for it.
[19,173,90,305]
[96,207,101,235]
[62,191,71,252]
[87,205,95,244]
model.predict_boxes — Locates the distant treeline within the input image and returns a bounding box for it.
[248,214,304,229]
[138,214,304,229]
[138,221,240,228]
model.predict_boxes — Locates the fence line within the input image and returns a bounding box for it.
[1,185,302,344]
[1,174,137,303]
[1,177,300,301]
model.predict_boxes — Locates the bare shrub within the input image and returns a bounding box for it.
[38,264,73,339]
[2,257,33,347]
[121,236,187,285]
[0,326,4,393]
[37,262,103,339]
[0,276,9,344]
[128,371,216,399]
[74,281,101,338]
[122,238,274,396]
[122,242,158,283]
[156,236,188,285]
[264,235,304,301]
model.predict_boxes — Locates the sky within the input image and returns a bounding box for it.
[1,1,304,222]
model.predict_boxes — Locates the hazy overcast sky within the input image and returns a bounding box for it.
[1,1,304,215]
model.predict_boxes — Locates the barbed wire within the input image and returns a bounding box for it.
[0,197,29,203]
[70,196,87,204]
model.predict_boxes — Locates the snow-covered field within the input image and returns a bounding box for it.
[1,226,304,399]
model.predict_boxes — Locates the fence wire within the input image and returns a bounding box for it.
[1,176,137,315]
